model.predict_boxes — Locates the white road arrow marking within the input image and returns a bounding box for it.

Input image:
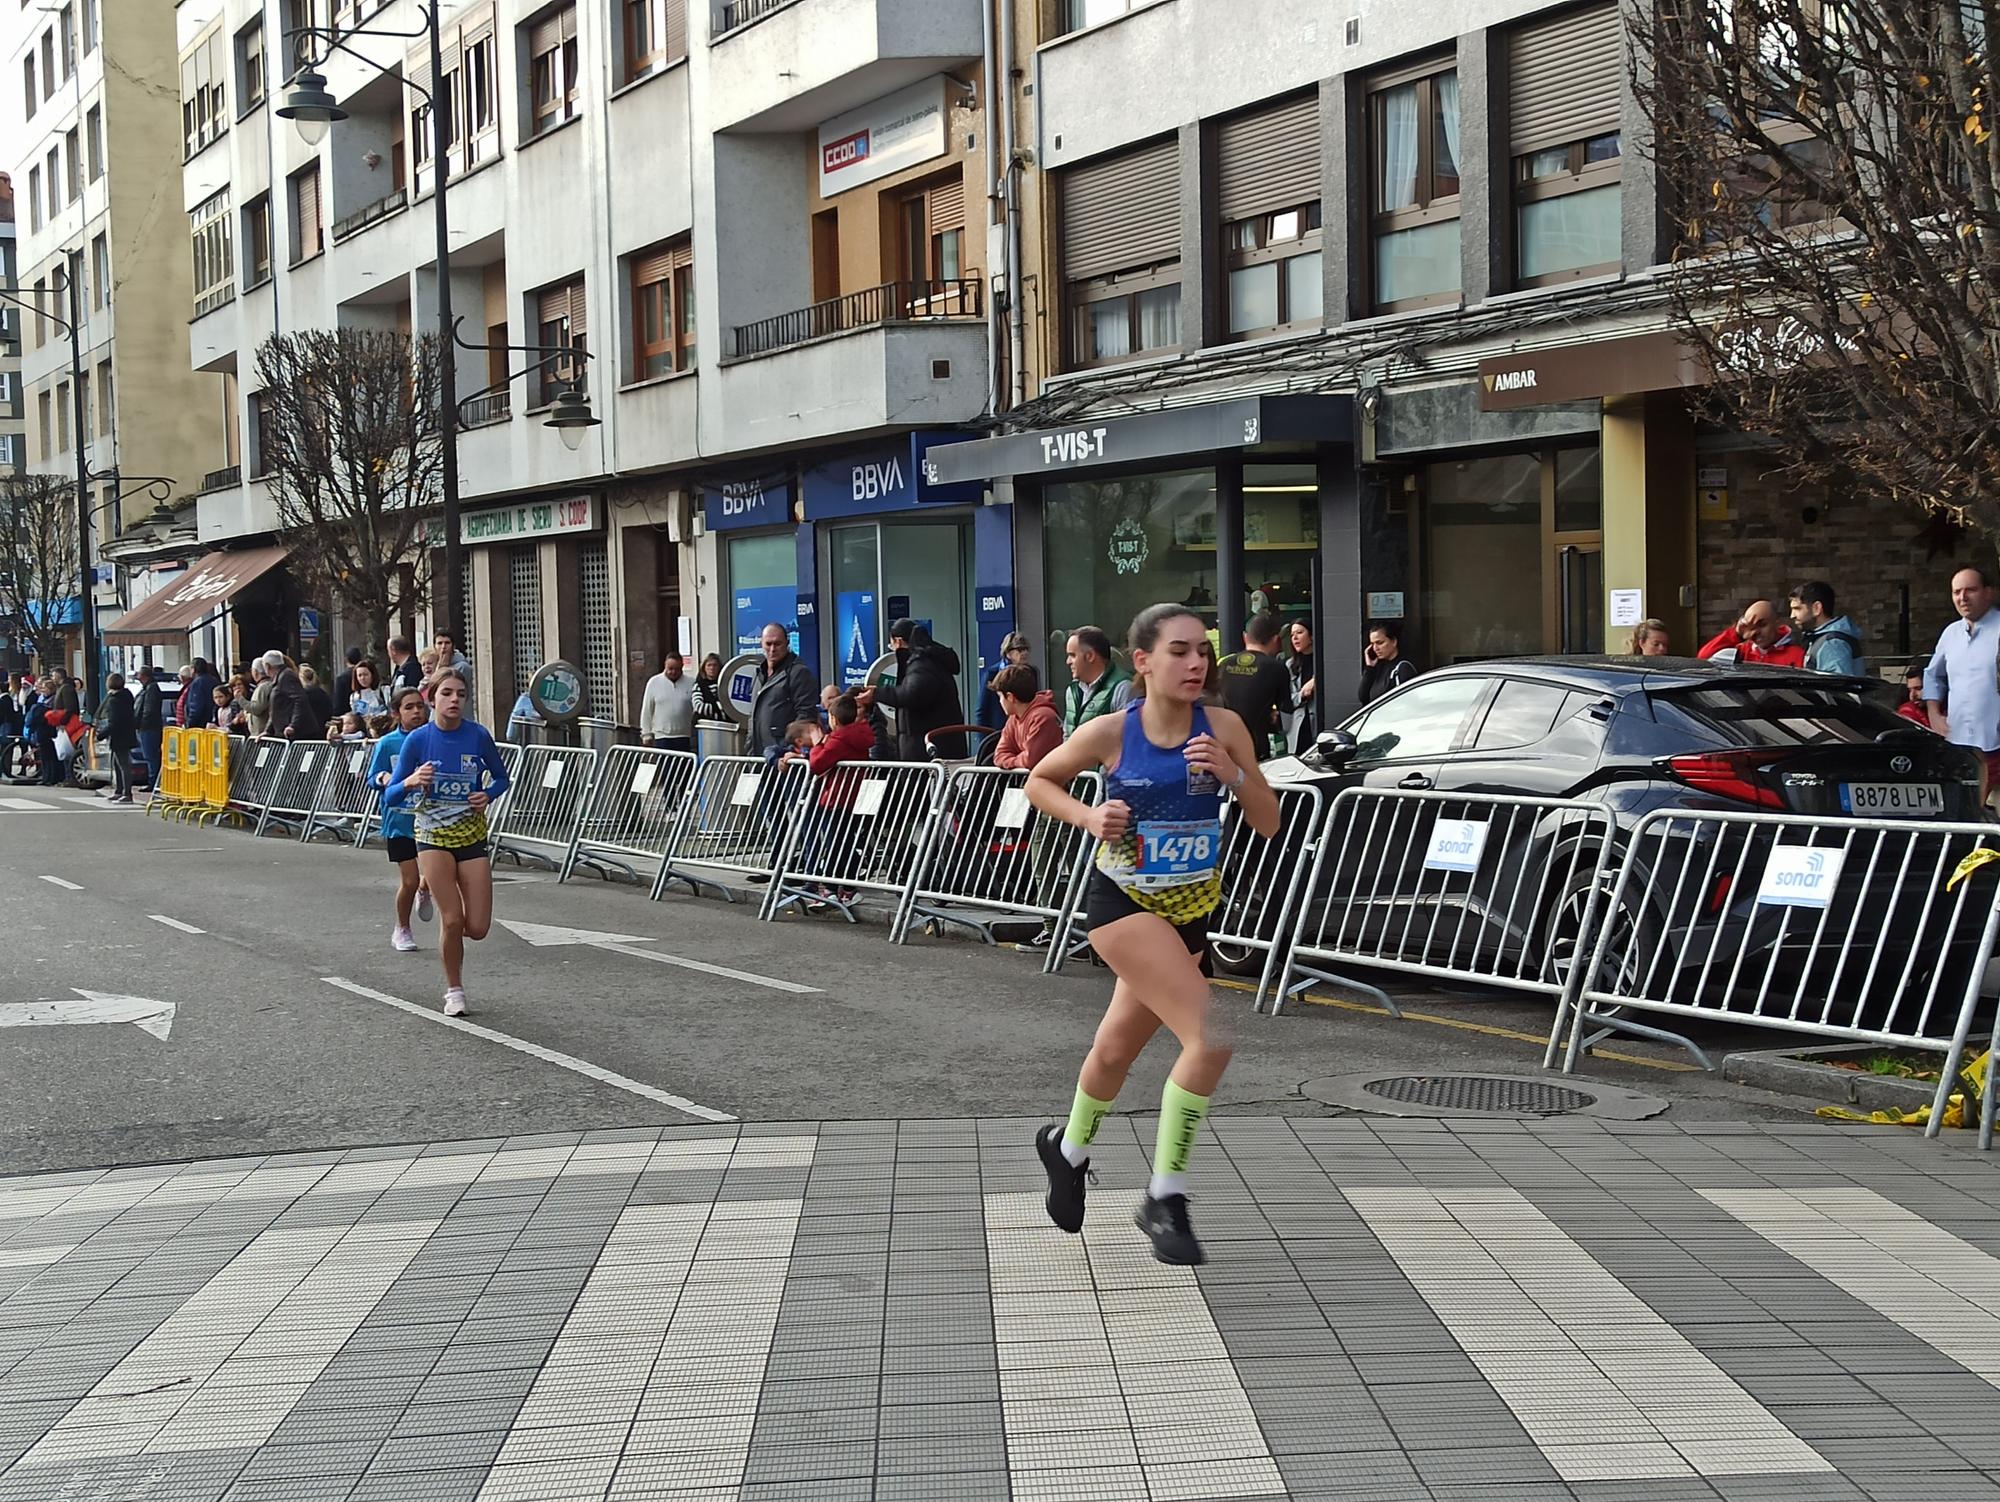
[496,920,821,994]
[0,990,176,1040]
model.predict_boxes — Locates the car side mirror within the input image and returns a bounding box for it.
[1313,730,1359,768]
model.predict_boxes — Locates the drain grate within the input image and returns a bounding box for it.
[1362,1075,1596,1115]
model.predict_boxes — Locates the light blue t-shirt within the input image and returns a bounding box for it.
[369,729,415,841]
[386,721,511,847]
[1923,611,2000,753]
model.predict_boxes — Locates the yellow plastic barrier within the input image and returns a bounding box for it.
[205,730,231,817]
[151,728,183,813]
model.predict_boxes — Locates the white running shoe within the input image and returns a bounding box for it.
[442,988,467,1017]
[416,887,434,923]
[391,926,418,952]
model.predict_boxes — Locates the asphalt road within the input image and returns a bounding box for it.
[0,790,1836,1174]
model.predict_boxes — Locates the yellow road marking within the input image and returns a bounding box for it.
[1212,977,1702,1074]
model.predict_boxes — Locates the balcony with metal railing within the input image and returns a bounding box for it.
[198,464,241,494]
[457,389,511,430]
[330,187,408,245]
[728,278,982,362]
[714,278,988,451]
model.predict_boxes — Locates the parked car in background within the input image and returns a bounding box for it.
[1221,658,1992,1025]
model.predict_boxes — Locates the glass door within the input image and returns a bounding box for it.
[1557,545,1603,654]
[879,521,974,722]
[827,524,882,690]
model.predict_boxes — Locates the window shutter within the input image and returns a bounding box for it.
[539,284,568,328]
[1508,2,1623,157]
[408,60,429,96]
[1059,136,1178,282]
[928,175,965,235]
[664,0,687,60]
[1217,91,1320,222]
[530,5,570,54]
[633,245,675,284]
[568,279,586,341]
[294,167,318,248]
[459,5,495,48]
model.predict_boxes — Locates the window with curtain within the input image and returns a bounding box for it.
[1369,63,1460,311]
[237,20,265,110]
[622,0,687,84]
[1508,2,1623,286]
[630,239,695,380]
[526,4,579,136]
[535,277,587,404]
[1060,137,1181,369]
[1226,203,1323,337]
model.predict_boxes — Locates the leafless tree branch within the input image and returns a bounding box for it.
[0,473,80,670]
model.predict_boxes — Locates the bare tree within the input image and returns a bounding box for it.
[1640,1,2000,530]
[0,473,80,671]
[253,328,443,653]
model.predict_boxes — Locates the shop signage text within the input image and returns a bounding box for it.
[817,77,949,197]
[462,495,598,545]
[703,479,795,532]
[801,434,980,519]
[1042,427,1111,466]
[1711,315,1860,377]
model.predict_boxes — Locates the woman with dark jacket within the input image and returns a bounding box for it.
[861,618,966,761]
[100,674,138,803]
[694,653,730,723]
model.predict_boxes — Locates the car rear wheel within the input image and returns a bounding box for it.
[1539,862,1658,996]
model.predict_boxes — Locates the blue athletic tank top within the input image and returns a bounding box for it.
[1094,701,1226,920]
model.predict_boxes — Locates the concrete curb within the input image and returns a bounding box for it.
[1722,1042,1946,1113]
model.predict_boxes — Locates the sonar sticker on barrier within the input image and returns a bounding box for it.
[631,762,656,795]
[731,771,762,807]
[1755,845,1847,908]
[853,780,889,818]
[996,788,1032,830]
[1423,819,1490,874]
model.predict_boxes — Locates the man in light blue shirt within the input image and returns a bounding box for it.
[1922,567,2000,780]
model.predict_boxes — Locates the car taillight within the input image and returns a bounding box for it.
[1667,751,1789,809]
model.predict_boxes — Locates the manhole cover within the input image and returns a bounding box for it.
[1363,1076,1595,1115]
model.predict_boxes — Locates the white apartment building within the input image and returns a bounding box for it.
[179,0,1000,724]
[5,0,218,680]
[1,173,22,481]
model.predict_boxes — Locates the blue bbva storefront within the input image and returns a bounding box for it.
[703,431,1015,721]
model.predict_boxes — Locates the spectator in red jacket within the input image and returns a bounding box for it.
[808,694,877,801]
[992,664,1063,770]
[1695,598,1806,668]
[1897,661,1933,728]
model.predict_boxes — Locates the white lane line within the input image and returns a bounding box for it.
[1703,1186,2000,1388]
[36,875,82,890]
[146,915,206,935]
[1348,1187,1830,1483]
[986,1191,1286,1502]
[0,797,59,810]
[319,976,734,1122]
[597,937,823,994]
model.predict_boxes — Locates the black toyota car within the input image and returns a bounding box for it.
[1240,656,1994,1022]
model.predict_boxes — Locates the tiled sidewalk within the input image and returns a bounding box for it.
[2,1116,1998,1502]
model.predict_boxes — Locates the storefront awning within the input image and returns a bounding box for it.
[925,394,1354,486]
[103,545,290,645]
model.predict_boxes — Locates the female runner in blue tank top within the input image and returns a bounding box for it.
[1026,603,1280,1264]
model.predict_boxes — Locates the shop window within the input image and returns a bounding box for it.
[894,173,968,287]
[243,196,272,289]
[725,533,796,658]
[1226,203,1323,338]
[534,276,587,405]
[1509,2,1623,286]
[525,3,579,137]
[630,238,694,381]
[191,189,234,319]
[1371,62,1460,311]
[622,0,687,84]
[289,161,323,264]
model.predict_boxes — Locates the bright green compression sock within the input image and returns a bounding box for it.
[1060,1086,1115,1165]
[1150,1079,1211,1198]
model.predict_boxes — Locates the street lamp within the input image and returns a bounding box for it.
[276,5,467,651]
[451,318,600,453]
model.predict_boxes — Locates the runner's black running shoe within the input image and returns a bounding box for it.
[1035,1124,1089,1234]
[1136,1192,1205,1265]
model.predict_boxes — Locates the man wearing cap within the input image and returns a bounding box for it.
[859,618,964,761]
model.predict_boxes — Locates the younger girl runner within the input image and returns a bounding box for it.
[1026,603,1279,1264]
[385,668,511,1015]
[369,688,433,952]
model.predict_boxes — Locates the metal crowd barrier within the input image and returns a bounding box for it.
[492,745,600,870]
[256,741,334,837]
[892,768,1104,947]
[559,746,700,883]
[761,759,948,924]
[1275,788,1619,1022]
[230,736,292,824]
[1547,807,2000,1143]
[302,741,380,844]
[654,755,811,903]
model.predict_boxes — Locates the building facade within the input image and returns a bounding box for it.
[177,0,1002,723]
[1,172,22,480]
[6,0,221,681]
